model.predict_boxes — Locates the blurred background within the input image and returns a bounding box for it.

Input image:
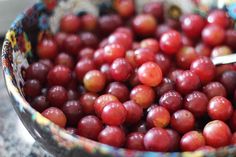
[0,0,52,157]
[0,0,35,35]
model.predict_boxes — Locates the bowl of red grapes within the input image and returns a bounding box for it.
[2,0,236,157]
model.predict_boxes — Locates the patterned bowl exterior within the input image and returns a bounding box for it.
[2,0,236,157]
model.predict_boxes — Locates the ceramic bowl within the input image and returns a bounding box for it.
[2,0,236,157]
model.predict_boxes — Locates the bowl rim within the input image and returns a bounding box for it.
[1,1,236,157]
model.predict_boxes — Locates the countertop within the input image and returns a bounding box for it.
[0,40,53,157]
